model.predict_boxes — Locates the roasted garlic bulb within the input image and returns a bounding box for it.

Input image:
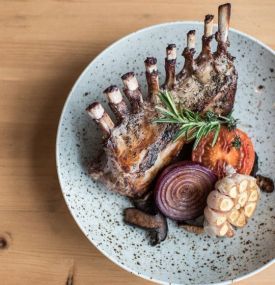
[204,172,260,237]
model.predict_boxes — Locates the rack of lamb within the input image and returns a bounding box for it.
[86,3,238,198]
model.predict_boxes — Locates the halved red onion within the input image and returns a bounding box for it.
[154,161,217,221]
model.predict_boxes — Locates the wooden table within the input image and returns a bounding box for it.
[0,0,274,284]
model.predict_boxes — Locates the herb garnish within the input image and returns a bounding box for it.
[154,90,238,149]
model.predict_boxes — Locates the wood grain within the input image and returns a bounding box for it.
[0,0,274,284]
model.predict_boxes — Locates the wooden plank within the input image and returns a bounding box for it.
[0,0,274,284]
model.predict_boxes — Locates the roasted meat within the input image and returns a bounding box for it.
[87,88,183,197]
[86,3,238,198]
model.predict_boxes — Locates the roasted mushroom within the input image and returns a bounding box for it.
[123,208,168,245]
[256,174,274,193]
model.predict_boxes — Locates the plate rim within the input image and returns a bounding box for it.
[56,21,275,285]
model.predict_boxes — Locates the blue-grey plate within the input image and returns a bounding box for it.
[56,22,275,285]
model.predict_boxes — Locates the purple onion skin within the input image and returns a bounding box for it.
[154,161,217,221]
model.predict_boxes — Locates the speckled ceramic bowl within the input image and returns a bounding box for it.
[56,22,275,285]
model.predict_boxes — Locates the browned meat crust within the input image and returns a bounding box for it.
[86,3,238,198]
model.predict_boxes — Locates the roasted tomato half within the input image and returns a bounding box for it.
[192,127,255,178]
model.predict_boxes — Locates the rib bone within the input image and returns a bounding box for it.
[104,85,128,123]
[200,16,214,56]
[187,30,196,49]
[164,44,176,90]
[177,31,196,79]
[86,102,114,136]
[144,57,160,100]
[204,14,214,37]
[121,72,143,113]
[218,3,231,43]
[86,3,238,199]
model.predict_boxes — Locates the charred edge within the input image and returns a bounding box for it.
[121,71,135,80]
[144,57,157,65]
[178,47,195,80]
[164,57,176,89]
[205,14,214,23]
[187,30,196,36]
[123,89,143,112]
[166,58,176,65]
[86,102,100,112]
[108,102,127,122]
[88,156,104,175]
[166,44,176,60]
[182,47,196,57]
[150,70,159,76]
[202,34,214,42]
[190,48,196,56]
[167,43,176,50]
[146,70,159,81]
[215,32,228,53]
[146,69,159,98]
[201,34,214,54]
[103,85,119,94]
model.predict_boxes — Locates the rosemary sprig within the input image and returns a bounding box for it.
[154,90,238,149]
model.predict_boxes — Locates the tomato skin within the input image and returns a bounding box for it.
[192,127,255,178]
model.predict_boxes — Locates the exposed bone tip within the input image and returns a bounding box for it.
[121,71,135,81]
[103,85,119,94]
[188,30,196,36]
[151,70,158,76]
[204,14,214,37]
[219,2,231,20]
[167,43,176,49]
[218,2,231,43]
[205,14,214,23]
[166,44,177,60]
[121,71,139,91]
[219,3,231,12]
[145,57,158,73]
[144,57,157,65]
[86,102,104,120]
[104,85,123,104]
[187,30,196,49]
